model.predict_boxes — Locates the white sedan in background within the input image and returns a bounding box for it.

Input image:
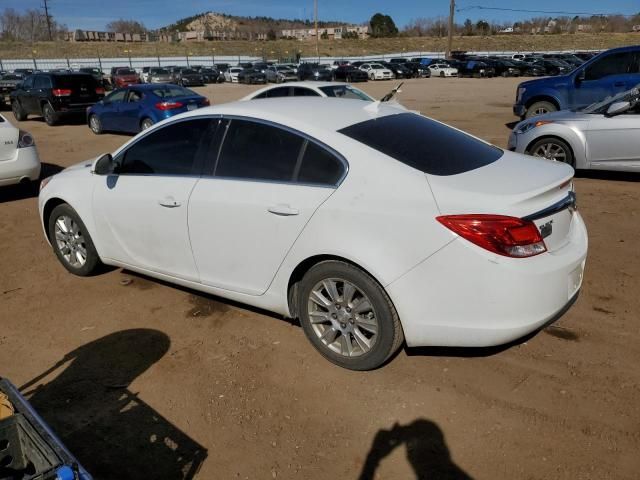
[38,99,587,370]
[224,67,243,83]
[360,63,394,80]
[0,114,40,187]
[429,63,459,77]
[241,81,374,101]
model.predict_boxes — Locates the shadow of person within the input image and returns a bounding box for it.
[358,419,472,480]
[21,329,207,479]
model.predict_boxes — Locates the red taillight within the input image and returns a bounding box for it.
[436,214,547,258]
[95,87,105,94]
[52,88,72,97]
[155,101,184,111]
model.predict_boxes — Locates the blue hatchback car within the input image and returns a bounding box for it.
[87,84,210,134]
[513,45,640,119]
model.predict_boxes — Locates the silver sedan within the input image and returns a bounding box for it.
[509,86,640,172]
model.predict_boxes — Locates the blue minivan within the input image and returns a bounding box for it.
[513,45,640,119]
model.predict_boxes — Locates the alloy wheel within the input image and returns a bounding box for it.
[54,215,87,268]
[89,115,101,133]
[532,142,567,162]
[307,278,378,358]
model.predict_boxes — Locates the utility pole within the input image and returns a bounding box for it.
[43,0,53,41]
[314,0,319,62]
[446,0,455,59]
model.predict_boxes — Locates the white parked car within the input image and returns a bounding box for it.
[429,63,458,77]
[241,81,375,101]
[38,99,587,370]
[360,63,394,80]
[224,67,243,83]
[0,114,40,187]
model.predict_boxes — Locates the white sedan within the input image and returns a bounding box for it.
[429,63,459,77]
[359,63,394,80]
[241,81,374,101]
[38,99,587,370]
[0,114,40,187]
[224,67,243,83]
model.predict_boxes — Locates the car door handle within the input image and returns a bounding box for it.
[268,204,299,216]
[158,197,181,208]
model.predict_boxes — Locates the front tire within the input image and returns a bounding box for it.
[48,204,101,276]
[527,137,575,168]
[140,117,154,131]
[297,261,404,371]
[525,100,557,119]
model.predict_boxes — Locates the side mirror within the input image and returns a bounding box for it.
[93,153,114,175]
[575,69,585,84]
[605,101,631,117]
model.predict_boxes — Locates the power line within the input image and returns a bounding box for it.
[456,6,638,17]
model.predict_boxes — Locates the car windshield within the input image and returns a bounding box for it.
[319,85,374,101]
[181,69,197,74]
[116,68,136,75]
[152,86,197,98]
[339,112,503,176]
[276,66,290,71]
[579,85,640,114]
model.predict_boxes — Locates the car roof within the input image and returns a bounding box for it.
[241,81,361,100]
[179,97,402,133]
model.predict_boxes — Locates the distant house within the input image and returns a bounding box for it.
[281,25,368,40]
[633,25,640,32]
[499,27,514,34]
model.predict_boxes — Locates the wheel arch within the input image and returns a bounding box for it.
[42,197,68,243]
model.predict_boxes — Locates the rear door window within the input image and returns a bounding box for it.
[339,112,503,176]
[215,119,304,182]
[254,87,290,99]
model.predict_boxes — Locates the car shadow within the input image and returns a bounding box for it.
[0,163,64,204]
[575,170,640,182]
[21,329,207,479]
[358,418,472,480]
[21,115,88,126]
[504,121,519,130]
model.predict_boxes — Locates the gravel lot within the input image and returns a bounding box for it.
[1,77,639,480]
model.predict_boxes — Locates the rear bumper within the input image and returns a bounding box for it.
[387,211,588,347]
[0,146,41,186]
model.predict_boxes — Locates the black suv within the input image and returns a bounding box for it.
[11,72,104,126]
[297,63,332,81]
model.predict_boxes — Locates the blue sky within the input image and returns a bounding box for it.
[3,0,639,30]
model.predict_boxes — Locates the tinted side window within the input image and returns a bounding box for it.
[34,76,51,89]
[297,142,344,185]
[585,52,637,80]
[105,90,126,103]
[292,87,320,97]
[22,76,34,89]
[260,87,290,98]
[339,113,503,176]
[119,119,211,175]
[216,120,304,182]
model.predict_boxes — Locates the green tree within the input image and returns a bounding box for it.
[463,18,473,35]
[475,20,490,35]
[369,13,398,37]
[266,28,276,40]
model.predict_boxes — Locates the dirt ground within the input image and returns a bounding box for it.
[1,78,639,480]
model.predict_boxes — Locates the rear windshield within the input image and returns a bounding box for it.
[116,68,136,75]
[319,85,372,101]
[339,113,503,176]
[150,68,169,74]
[53,75,98,89]
[152,86,196,98]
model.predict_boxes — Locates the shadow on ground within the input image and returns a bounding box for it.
[21,329,207,479]
[358,419,472,480]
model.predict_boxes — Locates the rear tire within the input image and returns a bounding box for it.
[12,100,27,121]
[48,204,102,276]
[440,71,445,78]
[42,103,58,126]
[525,100,557,119]
[297,260,404,371]
[89,114,103,134]
[140,117,154,131]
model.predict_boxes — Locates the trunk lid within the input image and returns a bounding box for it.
[428,151,575,252]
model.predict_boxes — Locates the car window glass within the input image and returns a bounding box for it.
[293,87,321,97]
[119,119,210,175]
[339,112,503,176]
[258,87,289,98]
[105,90,126,103]
[34,76,51,89]
[127,90,143,103]
[297,141,344,185]
[215,119,304,182]
[585,52,637,81]
[22,76,34,89]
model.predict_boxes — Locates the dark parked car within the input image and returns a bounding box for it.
[79,67,108,87]
[472,58,521,77]
[0,73,24,106]
[381,61,412,79]
[513,60,547,77]
[237,68,267,84]
[110,67,140,88]
[13,68,34,76]
[175,68,205,87]
[11,72,104,125]
[457,61,493,78]
[331,65,368,82]
[87,84,209,134]
[532,59,572,76]
[404,62,431,78]
[200,67,221,83]
[297,63,333,81]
